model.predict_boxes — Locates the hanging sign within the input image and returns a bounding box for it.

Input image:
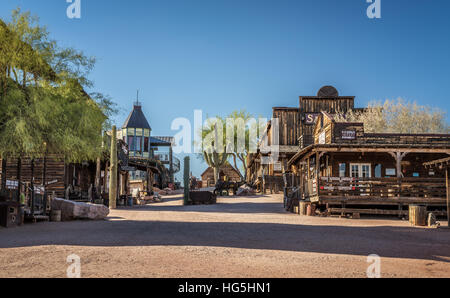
[341,130,356,140]
[34,186,45,195]
[6,180,19,190]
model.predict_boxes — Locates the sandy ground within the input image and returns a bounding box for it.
[0,194,449,278]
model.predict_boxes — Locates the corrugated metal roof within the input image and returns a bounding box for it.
[151,136,174,146]
[122,105,151,130]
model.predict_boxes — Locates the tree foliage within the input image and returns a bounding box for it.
[200,117,229,183]
[335,98,449,134]
[0,8,117,162]
[198,110,256,183]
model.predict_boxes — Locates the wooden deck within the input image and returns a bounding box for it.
[310,177,447,206]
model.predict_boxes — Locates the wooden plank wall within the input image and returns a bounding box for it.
[2,155,66,197]
[272,108,300,146]
[299,97,355,147]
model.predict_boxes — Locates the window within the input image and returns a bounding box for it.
[144,137,149,153]
[128,136,135,151]
[136,136,142,152]
[350,164,372,178]
[351,164,359,178]
[361,165,370,178]
[339,163,346,177]
[375,164,382,178]
[386,168,396,176]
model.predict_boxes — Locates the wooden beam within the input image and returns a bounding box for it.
[317,147,450,154]
[447,168,450,228]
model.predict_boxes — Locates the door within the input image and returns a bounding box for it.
[350,164,371,196]
[350,164,371,178]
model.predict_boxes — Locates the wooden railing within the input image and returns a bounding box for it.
[318,177,446,200]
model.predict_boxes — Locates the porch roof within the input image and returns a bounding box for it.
[423,157,450,169]
[288,143,450,166]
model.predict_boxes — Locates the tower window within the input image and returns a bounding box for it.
[144,137,149,152]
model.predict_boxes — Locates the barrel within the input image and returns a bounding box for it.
[307,204,316,217]
[299,202,308,216]
[50,210,61,222]
[409,205,427,226]
[127,197,134,207]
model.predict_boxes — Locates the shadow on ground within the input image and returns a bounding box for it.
[119,195,285,214]
[1,218,449,263]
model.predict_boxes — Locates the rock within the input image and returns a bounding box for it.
[51,198,110,221]
[427,212,440,228]
[236,185,256,196]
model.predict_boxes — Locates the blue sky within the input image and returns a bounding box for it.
[1,0,450,181]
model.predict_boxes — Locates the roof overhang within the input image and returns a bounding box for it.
[288,144,450,167]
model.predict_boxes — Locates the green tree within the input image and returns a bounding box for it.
[225,110,255,181]
[200,117,229,184]
[0,9,116,163]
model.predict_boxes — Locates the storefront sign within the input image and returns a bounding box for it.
[5,180,19,190]
[121,166,136,172]
[34,186,45,195]
[304,113,320,125]
[273,162,282,172]
[341,130,356,140]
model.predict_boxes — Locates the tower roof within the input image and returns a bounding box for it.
[122,103,151,130]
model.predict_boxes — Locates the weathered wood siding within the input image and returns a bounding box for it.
[299,96,355,147]
[2,155,66,197]
[272,108,300,146]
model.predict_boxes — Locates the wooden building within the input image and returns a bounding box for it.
[201,164,242,188]
[0,139,132,219]
[286,111,450,217]
[119,100,180,189]
[247,86,361,193]
[424,157,450,226]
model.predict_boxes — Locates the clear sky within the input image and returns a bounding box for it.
[1,0,450,181]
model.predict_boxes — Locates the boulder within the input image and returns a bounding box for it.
[51,198,110,221]
[236,185,256,196]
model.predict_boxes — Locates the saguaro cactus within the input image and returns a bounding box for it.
[109,126,118,209]
[203,151,228,183]
[183,156,190,205]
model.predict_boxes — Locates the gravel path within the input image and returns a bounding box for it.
[0,194,449,278]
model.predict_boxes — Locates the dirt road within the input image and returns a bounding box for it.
[0,194,449,278]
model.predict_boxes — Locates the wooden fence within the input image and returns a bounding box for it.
[316,177,446,204]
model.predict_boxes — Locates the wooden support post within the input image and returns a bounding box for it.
[169,146,174,184]
[95,157,101,196]
[446,167,450,228]
[146,169,150,193]
[307,157,311,196]
[43,153,47,213]
[389,152,408,178]
[31,159,35,215]
[316,152,320,195]
[389,152,408,198]
[103,161,109,194]
[16,157,21,202]
[1,157,6,191]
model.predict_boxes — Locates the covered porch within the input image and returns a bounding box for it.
[288,144,449,216]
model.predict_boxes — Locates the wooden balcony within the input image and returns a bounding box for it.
[309,177,447,205]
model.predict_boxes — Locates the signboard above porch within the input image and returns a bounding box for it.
[303,113,320,125]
